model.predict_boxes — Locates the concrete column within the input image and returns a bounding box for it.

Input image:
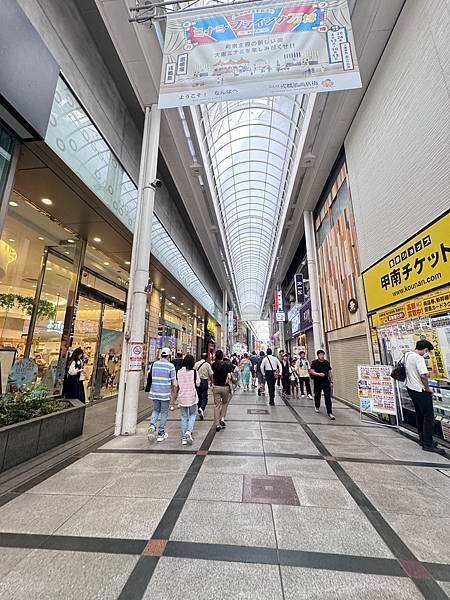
[221,289,227,351]
[115,105,161,436]
[304,211,325,352]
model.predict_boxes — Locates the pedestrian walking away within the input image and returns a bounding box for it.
[309,350,335,419]
[212,350,234,431]
[250,351,259,388]
[170,351,184,411]
[281,353,291,397]
[404,339,446,456]
[256,350,266,396]
[240,353,252,391]
[147,347,178,442]
[296,351,313,398]
[194,352,213,420]
[175,354,200,445]
[260,348,282,406]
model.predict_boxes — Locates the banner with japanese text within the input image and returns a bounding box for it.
[159,0,362,108]
[363,211,450,313]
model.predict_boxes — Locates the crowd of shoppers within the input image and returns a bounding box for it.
[144,336,446,456]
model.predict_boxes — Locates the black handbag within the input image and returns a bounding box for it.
[145,363,154,392]
[390,352,409,382]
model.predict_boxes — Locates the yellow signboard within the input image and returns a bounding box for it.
[363,211,450,312]
[371,286,450,327]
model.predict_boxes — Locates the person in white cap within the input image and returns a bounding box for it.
[147,348,177,443]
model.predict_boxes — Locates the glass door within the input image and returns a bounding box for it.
[72,297,103,403]
[98,306,124,400]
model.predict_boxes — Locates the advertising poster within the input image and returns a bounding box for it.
[159,0,361,108]
[358,365,396,415]
[363,211,450,313]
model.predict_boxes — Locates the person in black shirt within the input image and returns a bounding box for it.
[212,350,234,431]
[309,350,335,420]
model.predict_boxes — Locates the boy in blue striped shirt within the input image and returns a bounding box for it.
[147,348,177,443]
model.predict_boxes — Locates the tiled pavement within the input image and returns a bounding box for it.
[0,389,449,599]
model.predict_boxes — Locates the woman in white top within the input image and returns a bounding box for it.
[295,351,312,398]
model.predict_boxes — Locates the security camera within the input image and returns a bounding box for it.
[150,179,162,189]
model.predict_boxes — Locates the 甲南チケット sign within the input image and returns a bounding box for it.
[159,0,361,108]
[363,211,450,313]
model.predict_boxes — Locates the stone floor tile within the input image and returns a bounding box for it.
[324,444,393,460]
[66,452,145,472]
[0,550,138,600]
[381,512,450,563]
[25,469,116,496]
[188,472,244,502]
[273,505,392,557]
[0,493,90,535]
[218,428,262,440]
[132,454,196,473]
[262,439,320,455]
[98,471,185,499]
[381,446,450,463]
[55,496,169,540]
[340,462,427,487]
[143,557,283,600]
[210,437,264,453]
[171,499,277,548]
[0,548,33,580]
[201,455,267,475]
[292,478,357,510]
[281,567,423,600]
[438,581,450,597]
[265,457,336,480]
[357,481,450,516]
[404,466,450,489]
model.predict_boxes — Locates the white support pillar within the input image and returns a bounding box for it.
[221,289,227,351]
[115,105,161,436]
[304,211,325,353]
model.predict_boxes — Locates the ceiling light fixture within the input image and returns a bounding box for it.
[125,261,131,265]
[8,239,15,243]
[103,262,110,266]
[41,198,53,206]
[93,237,102,243]
[38,236,45,241]
[67,239,75,244]
[171,296,176,300]
[9,201,18,207]
[160,288,165,291]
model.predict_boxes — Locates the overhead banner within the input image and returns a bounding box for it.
[159,0,362,108]
[363,211,450,313]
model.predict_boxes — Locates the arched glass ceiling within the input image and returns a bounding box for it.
[200,95,303,320]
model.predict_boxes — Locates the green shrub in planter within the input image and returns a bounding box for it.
[0,390,65,428]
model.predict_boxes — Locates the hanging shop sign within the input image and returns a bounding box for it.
[295,273,305,304]
[288,303,301,333]
[371,285,450,327]
[276,311,286,322]
[363,211,450,313]
[357,365,396,415]
[159,0,362,108]
[299,299,313,331]
[228,310,234,333]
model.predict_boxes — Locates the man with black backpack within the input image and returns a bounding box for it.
[404,340,445,456]
[194,353,213,420]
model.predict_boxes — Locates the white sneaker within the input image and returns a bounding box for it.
[157,432,168,442]
[328,413,336,421]
[301,394,305,397]
[147,425,156,444]
[181,438,188,445]
[314,407,319,413]
[169,405,175,411]
[185,431,193,445]
[308,394,313,399]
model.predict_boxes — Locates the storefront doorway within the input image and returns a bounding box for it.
[73,292,124,403]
